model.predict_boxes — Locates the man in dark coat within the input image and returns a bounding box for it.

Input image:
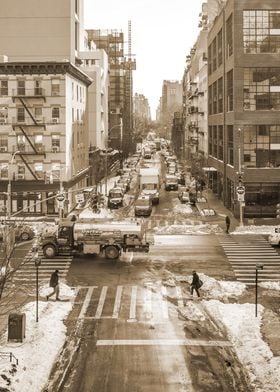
[47,269,60,301]
[191,270,201,297]
[225,215,231,234]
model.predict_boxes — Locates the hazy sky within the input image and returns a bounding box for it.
[84,0,204,118]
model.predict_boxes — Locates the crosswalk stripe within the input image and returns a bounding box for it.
[160,286,169,319]
[94,286,108,319]
[129,286,137,320]
[112,286,123,319]
[79,287,96,319]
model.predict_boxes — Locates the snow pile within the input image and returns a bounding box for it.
[78,207,113,219]
[154,223,223,235]
[259,281,280,291]
[204,301,280,392]
[174,204,194,216]
[0,284,75,392]
[233,225,280,235]
[178,302,205,321]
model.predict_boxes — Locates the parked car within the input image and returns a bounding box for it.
[268,231,280,246]
[117,177,130,192]
[0,223,34,242]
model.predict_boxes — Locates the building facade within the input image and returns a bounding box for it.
[159,80,183,139]
[208,0,280,218]
[0,61,91,215]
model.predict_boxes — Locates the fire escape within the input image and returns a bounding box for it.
[12,85,46,180]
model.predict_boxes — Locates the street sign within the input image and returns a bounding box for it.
[56,193,65,202]
[75,193,85,204]
[237,193,245,202]
[236,185,245,195]
[275,228,280,233]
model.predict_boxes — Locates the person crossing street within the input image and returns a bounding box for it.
[46,269,60,301]
[190,270,202,298]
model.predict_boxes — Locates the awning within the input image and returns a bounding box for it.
[202,167,217,172]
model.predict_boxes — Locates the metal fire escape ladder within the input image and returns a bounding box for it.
[18,126,38,154]
[18,97,39,125]
[18,154,38,180]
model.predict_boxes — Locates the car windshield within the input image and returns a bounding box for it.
[136,199,150,206]
[110,192,122,198]
[143,184,157,190]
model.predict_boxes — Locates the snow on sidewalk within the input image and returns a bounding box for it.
[0,283,75,392]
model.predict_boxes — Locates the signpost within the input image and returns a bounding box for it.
[236,184,245,226]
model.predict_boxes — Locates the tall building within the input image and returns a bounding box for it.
[133,93,151,141]
[159,80,183,138]
[208,0,280,218]
[86,29,136,156]
[0,0,104,216]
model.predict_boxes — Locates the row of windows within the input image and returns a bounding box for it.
[0,163,61,178]
[243,10,280,54]
[209,125,234,166]
[208,14,233,76]
[208,70,233,114]
[243,125,280,168]
[0,134,61,148]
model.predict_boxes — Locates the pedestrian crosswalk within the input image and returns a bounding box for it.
[144,216,204,231]
[11,249,72,283]
[75,284,189,322]
[218,234,280,286]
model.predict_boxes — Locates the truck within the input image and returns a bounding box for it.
[143,146,152,159]
[164,174,179,191]
[107,187,124,209]
[41,219,149,259]
[134,195,152,217]
[139,168,160,204]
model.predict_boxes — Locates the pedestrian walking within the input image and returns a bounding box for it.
[225,215,231,234]
[46,269,60,301]
[190,270,202,298]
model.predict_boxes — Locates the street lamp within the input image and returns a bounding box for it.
[32,245,41,323]
[255,263,263,318]
[48,169,65,219]
[7,151,20,220]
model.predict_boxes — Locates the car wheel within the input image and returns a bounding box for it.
[43,244,56,258]
[104,245,120,259]
[21,232,30,241]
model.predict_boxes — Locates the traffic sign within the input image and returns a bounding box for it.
[56,193,65,202]
[236,185,245,195]
[237,193,245,202]
[75,193,85,204]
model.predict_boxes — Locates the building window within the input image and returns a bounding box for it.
[34,80,42,96]
[0,164,8,179]
[226,14,233,57]
[208,84,213,115]
[51,135,60,149]
[218,77,223,113]
[0,80,8,96]
[213,81,217,114]
[212,126,218,158]
[208,126,213,156]
[227,125,234,166]
[244,68,280,110]
[208,44,212,75]
[75,0,79,14]
[227,70,233,111]
[17,80,25,96]
[52,107,60,119]
[34,162,43,173]
[17,107,25,122]
[243,125,280,168]
[212,37,217,72]
[34,135,43,151]
[243,10,280,54]
[218,125,223,160]
[218,29,223,67]
[18,165,25,178]
[0,135,8,150]
[75,22,79,51]
[51,79,60,96]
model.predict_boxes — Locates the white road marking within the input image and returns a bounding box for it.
[94,286,108,319]
[78,286,97,319]
[144,287,152,319]
[96,339,232,347]
[129,285,138,320]
[112,285,123,318]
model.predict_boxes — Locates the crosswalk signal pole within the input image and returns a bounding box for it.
[238,128,244,227]
[255,264,263,317]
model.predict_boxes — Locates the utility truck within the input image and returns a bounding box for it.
[139,168,160,204]
[41,219,149,259]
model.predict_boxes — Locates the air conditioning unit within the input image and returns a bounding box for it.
[0,118,7,125]
[17,174,25,180]
[52,118,59,124]
[52,146,60,153]
[0,146,7,152]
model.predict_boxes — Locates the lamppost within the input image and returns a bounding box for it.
[255,263,263,318]
[237,128,244,227]
[7,150,20,220]
[47,169,65,219]
[32,245,41,323]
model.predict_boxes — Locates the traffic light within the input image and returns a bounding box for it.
[237,172,243,184]
[276,203,280,219]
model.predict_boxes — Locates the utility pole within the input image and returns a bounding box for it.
[237,128,245,226]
